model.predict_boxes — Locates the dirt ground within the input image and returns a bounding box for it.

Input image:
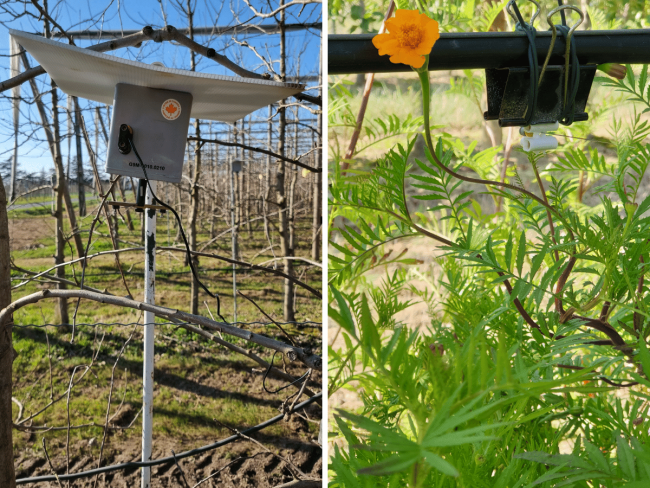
[8,215,52,251]
[15,416,322,488]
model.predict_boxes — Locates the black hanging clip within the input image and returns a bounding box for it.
[484,1,596,128]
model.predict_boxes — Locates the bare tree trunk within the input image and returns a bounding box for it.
[264,105,273,253]
[312,50,322,261]
[581,0,591,30]
[73,96,86,216]
[209,123,217,239]
[288,107,299,256]
[311,170,321,261]
[184,0,201,314]
[66,96,72,186]
[245,117,252,238]
[210,123,217,239]
[53,101,83,262]
[189,120,201,314]
[288,159,297,268]
[0,172,16,488]
[52,96,76,253]
[229,128,239,321]
[236,123,244,233]
[238,164,244,232]
[52,82,69,325]
[277,1,295,322]
[232,122,240,261]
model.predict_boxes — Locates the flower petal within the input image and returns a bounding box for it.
[396,9,421,22]
[372,32,393,48]
[389,47,425,68]
[384,17,399,33]
[377,38,401,56]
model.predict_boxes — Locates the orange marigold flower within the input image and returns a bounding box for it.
[372,9,440,69]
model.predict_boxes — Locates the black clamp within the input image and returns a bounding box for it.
[484,1,595,128]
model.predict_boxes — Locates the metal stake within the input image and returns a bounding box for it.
[141,180,157,488]
[230,159,238,323]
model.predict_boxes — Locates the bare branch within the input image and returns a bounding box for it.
[178,321,320,403]
[273,481,321,488]
[170,248,321,298]
[192,452,267,487]
[0,289,322,369]
[12,245,321,299]
[10,398,22,424]
[171,450,191,488]
[292,93,321,106]
[232,38,278,78]
[258,256,321,267]
[41,438,63,488]
[51,24,322,39]
[213,419,307,480]
[238,290,295,346]
[143,25,267,79]
[13,417,141,433]
[11,261,109,295]
[187,136,321,173]
[30,0,76,46]
[242,0,321,19]
[93,324,137,488]
[7,185,51,207]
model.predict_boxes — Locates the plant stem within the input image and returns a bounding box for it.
[415,67,576,241]
[531,160,560,262]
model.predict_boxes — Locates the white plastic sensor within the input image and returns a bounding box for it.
[519,121,560,152]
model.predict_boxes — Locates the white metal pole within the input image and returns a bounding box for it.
[230,159,238,323]
[141,180,157,488]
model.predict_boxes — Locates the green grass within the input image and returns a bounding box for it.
[12,321,315,449]
[11,192,99,205]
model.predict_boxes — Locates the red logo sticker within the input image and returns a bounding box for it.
[161,99,181,120]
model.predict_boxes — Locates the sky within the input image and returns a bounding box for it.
[0,0,321,180]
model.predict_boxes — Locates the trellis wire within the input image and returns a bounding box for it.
[11,321,322,329]
[15,393,322,485]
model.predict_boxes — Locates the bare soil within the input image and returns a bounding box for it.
[8,216,52,252]
[15,422,321,488]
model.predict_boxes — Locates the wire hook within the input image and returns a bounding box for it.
[539,5,584,102]
[506,0,541,29]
